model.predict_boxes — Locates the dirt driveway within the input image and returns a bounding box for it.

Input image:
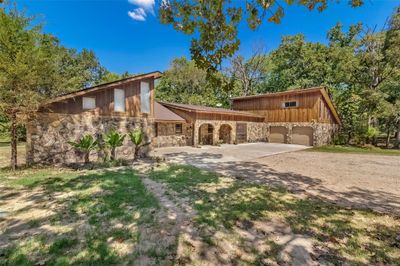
[154,143,400,215]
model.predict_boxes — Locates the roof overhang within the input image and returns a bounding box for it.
[45,71,162,105]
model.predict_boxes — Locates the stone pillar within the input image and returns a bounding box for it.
[213,124,220,145]
[287,124,293,144]
[231,123,237,144]
[193,121,199,147]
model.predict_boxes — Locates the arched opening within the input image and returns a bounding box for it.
[219,124,232,144]
[198,123,214,145]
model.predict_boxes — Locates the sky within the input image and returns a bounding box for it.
[16,0,400,74]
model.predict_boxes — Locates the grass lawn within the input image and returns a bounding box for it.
[0,167,160,265]
[1,163,399,265]
[149,164,400,265]
[309,145,400,156]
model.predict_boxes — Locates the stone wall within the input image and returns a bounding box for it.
[265,122,338,146]
[247,122,267,142]
[26,112,154,165]
[153,122,193,148]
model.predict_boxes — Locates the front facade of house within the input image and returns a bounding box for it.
[232,87,341,146]
[27,73,341,165]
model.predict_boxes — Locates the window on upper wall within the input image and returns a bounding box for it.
[82,97,96,110]
[141,81,150,113]
[283,101,298,108]
[175,124,182,134]
[114,88,125,112]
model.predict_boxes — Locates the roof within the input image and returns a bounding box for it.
[159,102,264,118]
[232,87,341,125]
[45,71,162,104]
[154,102,185,122]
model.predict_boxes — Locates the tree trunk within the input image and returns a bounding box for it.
[111,147,116,161]
[386,128,391,149]
[84,152,90,164]
[10,113,17,171]
[396,122,400,149]
[134,145,140,160]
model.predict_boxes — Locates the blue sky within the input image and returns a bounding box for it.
[18,0,400,74]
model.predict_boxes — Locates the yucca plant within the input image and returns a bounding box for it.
[68,134,98,164]
[104,129,126,160]
[128,129,145,160]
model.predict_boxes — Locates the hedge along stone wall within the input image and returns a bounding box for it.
[153,122,193,148]
[265,122,338,146]
[26,112,154,165]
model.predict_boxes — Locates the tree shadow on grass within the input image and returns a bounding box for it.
[160,151,400,216]
[0,168,159,265]
[149,164,400,265]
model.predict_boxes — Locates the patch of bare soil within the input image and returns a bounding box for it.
[140,176,316,265]
[254,151,400,215]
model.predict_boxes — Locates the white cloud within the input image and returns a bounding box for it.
[127,0,155,21]
[128,8,147,21]
[128,0,155,10]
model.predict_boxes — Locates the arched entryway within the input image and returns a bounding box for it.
[198,123,214,145]
[219,124,232,144]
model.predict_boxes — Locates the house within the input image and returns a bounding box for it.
[157,102,265,147]
[26,72,340,165]
[231,87,341,146]
[26,71,161,164]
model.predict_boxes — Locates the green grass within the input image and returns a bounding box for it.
[0,167,159,265]
[149,164,400,265]
[0,143,26,168]
[309,145,400,156]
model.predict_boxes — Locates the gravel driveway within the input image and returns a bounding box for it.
[154,143,400,215]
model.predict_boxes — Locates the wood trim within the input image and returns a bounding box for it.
[45,71,162,104]
[319,88,341,125]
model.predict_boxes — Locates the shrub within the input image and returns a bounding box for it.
[128,129,149,160]
[68,134,98,164]
[104,129,126,161]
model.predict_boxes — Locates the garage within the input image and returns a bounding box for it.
[236,123,247,144]
[269,126,287,143]
[292,127,314,146]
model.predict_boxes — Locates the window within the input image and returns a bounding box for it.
[82,97,96,110]
[175,124,182,134]
[283,101,297,108]
[141,81,150,113]
[114,88,125,112]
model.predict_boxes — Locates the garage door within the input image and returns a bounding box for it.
[292,127,313,146]
[269,126,287,143]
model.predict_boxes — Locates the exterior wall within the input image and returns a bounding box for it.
[26,112,154,165]
[193,120,265,146]
[266,122,338,146]
[40,78,155,119]
[232,92,321,123]
[153,122,193,148]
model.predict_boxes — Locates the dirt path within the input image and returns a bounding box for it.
[140,175,316,265]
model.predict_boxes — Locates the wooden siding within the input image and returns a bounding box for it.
[39,78,155,118]
[164,106,263,123]
[232,91,337,124]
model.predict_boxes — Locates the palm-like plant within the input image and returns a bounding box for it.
[128,129,145,160]
[104,129,126,160]
[68,134,98,164]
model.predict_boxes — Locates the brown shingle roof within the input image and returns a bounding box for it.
[154,102,185,122]
[159,102,264,118]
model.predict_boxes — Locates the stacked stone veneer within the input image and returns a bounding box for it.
[193,120,266,146]
[266,122,338,146]
[26,112,154,165]
[153,122,193,148]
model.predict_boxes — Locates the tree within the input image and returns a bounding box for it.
[156,57,238,107]
[228,46,268,96]
[160,0,363,73]
[104,129,125,161]
[0,4,106,169]
[68,135,98,164]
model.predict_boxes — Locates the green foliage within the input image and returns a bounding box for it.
[156,57,238,108]
[159,0,362,73]
[128,129,145,160]
[104,129,126,161]
[68,134,98,163]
